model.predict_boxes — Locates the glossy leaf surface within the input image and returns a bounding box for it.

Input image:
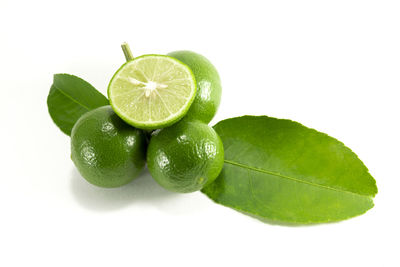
[47,74,109,135]
[202,116,377,224]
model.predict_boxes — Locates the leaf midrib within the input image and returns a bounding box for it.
[224,159,370,198]
[53,85,91,111]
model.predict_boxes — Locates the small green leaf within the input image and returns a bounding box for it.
[202,116,377,224]
[47,74,109,135]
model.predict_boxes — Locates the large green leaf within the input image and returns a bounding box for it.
[47,74,109,135]
[202,116,377,224]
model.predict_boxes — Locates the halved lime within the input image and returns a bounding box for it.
[108,55,197,130]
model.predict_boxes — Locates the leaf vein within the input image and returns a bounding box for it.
[53,85,91,111]
[224,159,368,197]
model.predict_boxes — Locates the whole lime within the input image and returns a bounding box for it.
[71,106,147,188]
[168,51,221,124]
[147,120,224,193]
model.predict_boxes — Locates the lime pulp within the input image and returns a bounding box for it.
[108,55,197,130]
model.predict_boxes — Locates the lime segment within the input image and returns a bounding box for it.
[108,55,197,130]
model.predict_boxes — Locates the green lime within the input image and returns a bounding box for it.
[147,120,224,193]
[71,106,147,188]
[168,51,222,124]
[108,54,197,130]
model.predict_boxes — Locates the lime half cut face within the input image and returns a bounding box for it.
[108,55,197,130]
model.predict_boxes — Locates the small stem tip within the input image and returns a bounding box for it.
[121,42,134,61]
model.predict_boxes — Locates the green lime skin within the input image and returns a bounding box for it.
[168,51,222,124]
[147,120,224,193]
[71,106,147,188]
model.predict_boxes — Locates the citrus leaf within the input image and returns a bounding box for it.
[202,116,377,224]
[47,74,109,135]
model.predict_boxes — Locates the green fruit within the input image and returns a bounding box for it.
[108,54,197,130]
[71,106,147,188]
[168,51,222,124]
[147,120,224,193]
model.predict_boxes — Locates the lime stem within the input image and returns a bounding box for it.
[121,42,134,61]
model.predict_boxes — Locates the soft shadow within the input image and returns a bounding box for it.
[237,209,340,227]
[70,167,178,212]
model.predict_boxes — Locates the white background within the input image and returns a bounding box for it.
[1,0,399,266]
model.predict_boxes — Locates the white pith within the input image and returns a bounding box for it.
[126,77,168,98]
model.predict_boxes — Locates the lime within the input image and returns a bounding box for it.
[108,55,197,130]
[147,120,224,193]
[168,51,222,123]
[71,106,147,188]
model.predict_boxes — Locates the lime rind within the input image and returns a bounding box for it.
[108,54,197,130]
